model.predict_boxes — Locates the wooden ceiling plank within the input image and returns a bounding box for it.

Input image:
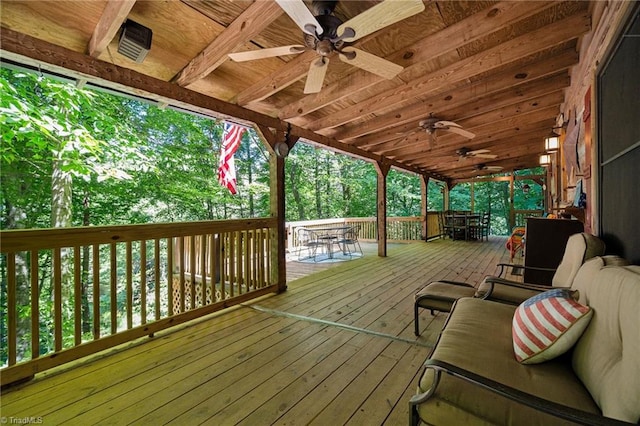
[432,142,544,173]
[304,10,590,131]
[331,49,577,140]
[352,84,565,151]
[277,1,558,120]
[87,0,137,57]
[432,130,547,162]
[381,117,554,161]
[384,91,564,155]
[388,73,569,146]
[172,1,283,87]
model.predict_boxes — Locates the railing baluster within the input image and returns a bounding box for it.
[154,239,161,320]
[7,253,17,366]
[189,235,196,309]
[126,241,133,329]
[92,244,100,339]
[178,236,185,314]
[74,246,82,345]
[167,237,174,316]
[110,243,117,334]
[30,250,39,359]
[200,234,207,306]
[209,234,216,303]
[53,248,62,351]
[140,240,147,325]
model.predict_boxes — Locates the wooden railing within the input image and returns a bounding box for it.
[513,209,545,227]
[0,218,277,386]
[286,214,442,252]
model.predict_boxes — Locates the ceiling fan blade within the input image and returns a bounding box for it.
[304,57,329,94]
[337,0,425,42]
[338,47,403,79]
[228,45,306,62]
[275,0,323,36]
[446,125,476,139]
[470,149,491,155]
[476,153,498,159]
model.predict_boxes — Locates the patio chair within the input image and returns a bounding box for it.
[468,211,490,241]
[413,232,606,335]
[336,225,362,257]
[295,228,325,261]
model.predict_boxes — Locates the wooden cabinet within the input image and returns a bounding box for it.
[524,218,584,285]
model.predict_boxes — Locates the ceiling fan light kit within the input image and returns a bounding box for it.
[228,0,424,93]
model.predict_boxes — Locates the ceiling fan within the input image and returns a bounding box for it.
[228,0,425,94]
[418,114,475,144]
[457,147,498,161]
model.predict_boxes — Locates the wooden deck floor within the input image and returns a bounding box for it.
[1,237,511,425]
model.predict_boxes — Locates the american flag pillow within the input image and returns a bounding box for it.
[512,288,593,364]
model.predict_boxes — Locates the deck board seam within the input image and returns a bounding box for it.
[244,303,434,349]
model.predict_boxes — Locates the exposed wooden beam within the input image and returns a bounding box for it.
[278,1,568,120]
[172,1,283,87]
[290,10,590,127]
[87,0,137,57]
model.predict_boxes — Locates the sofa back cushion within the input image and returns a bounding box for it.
[552,233,605,287]
[572,264,640,422]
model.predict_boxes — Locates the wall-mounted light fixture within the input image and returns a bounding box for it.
[539,154,551,166]
[274,123,292,158]
[544,134,560,153]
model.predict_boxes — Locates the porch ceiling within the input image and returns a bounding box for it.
[0,1,592,182]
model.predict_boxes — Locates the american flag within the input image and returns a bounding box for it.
[217,122,246,195]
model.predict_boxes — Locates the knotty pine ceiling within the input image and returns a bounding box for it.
[0,1,592,182]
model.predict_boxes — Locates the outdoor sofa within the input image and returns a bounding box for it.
[410,256,640,425]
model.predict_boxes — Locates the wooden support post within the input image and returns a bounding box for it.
[420,174,429,241]
[509,172,516,229]
[374,161,391,257]
[470,181,475,212]
[257,125,298,293]
[444,181,451,211]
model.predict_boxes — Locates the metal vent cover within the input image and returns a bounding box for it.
[117,20,152,63]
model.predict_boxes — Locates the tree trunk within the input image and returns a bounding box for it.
[2,200,32,360]
[288,160,306,220]
[314,150,322,218]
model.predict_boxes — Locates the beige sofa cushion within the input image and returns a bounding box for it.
[552,233,605,287]
[572,265,640,423]
[418,298,600,425]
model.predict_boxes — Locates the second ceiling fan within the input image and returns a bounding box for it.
[228,0,425,94]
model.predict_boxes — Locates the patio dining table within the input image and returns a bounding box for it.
[447,214,480,241]
[309,226,350,259]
